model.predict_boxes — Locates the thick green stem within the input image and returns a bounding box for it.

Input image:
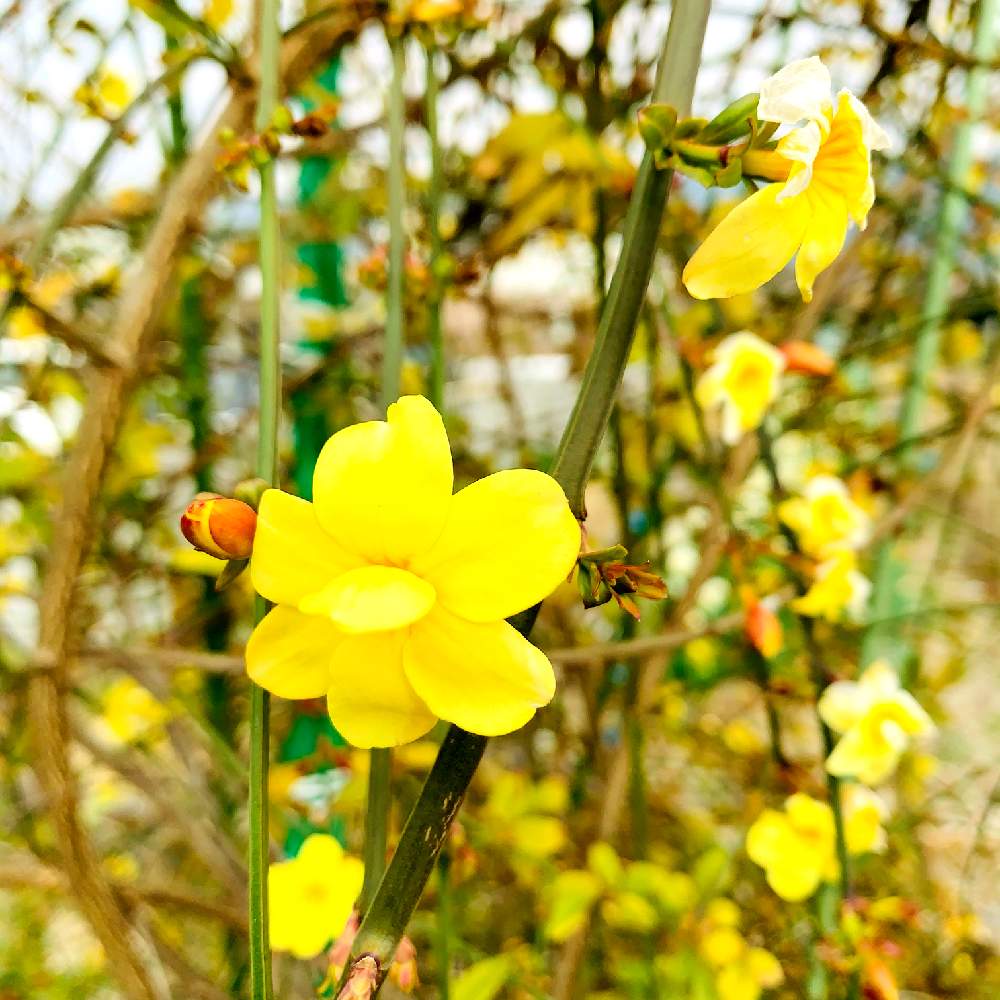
[381,29,407,409]
[333,4,710,994]
[863,0,999,668]
[425,40,445,411]
[550,0,710,518]
[249,0,282,996]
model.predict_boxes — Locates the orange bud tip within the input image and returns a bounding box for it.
[180,494,257,560]
[745,601,783,659]
[780,340,835,377]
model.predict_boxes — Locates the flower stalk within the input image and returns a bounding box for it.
[249,0,282,995]
[424,38,446,411]
[550,0,711,518]
[359,22,410,916]
[332,2,711,993]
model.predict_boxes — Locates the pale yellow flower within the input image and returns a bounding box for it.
[819,661,934,785]
[778,475,870,558]
[842,783,888,855]
[696,332,785,444]
[246,396,580,748]
[791,549,871,621]
[269,834,363,959]
[684,56,890,302]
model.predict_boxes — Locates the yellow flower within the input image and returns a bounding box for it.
[683,56,890,302]
[746,793,836,901]
[746,788,887,901]
[269,834,363,959]
[696,332,785,444]
[818,661,934,785]
[100,677,169,744]
[841,784,888,855]
[246,395,580,748]
[791,550,871,622]
[409,0,464,21]
[778,475,870,558]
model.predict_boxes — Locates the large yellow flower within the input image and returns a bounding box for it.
[746,789,886,901]
[246,395,580,748]
[696,332,785,444]
[683,56,890,302]
[818,661,934,785]
[269,834,363,959]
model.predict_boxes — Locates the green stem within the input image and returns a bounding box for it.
[360,25,409,920]
[250,0,282,996]
[863,0,999,668]
[425,39,445,412]
[381,28,407,409]
[550,0,710,517]
[435,851,453,1000]
[360,748,392,911]
[332,3,711,993]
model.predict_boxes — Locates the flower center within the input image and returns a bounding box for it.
[298,564,437,634]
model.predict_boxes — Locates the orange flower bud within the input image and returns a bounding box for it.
[745,600,783,659]
[780,340,835,377]
[180,493,257,560]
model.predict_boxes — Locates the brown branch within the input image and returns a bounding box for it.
[0,858,248,931]
[27,11,364,1000]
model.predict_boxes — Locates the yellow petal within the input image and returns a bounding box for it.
[817,679,865,733]
[682,183,810,300]
[246,605,342,699]
[299,565,436,633]
[251,490,362,606]
[793,186,849,302]
[411,469,580,622]
[312,395,453,564]
[404,606,556,736]
[766,854,824,902]
[327,630,437,748]
[826,727,899,784]
[746,810,790,870]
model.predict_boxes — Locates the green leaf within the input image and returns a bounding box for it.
[450,955,517,1000]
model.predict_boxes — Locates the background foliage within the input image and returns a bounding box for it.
[0,1,998,998]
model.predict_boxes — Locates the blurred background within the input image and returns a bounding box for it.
[0,0,998,998]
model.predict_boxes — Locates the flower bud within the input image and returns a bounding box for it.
[180,493,257,560]
[780,340,834,377]
[745,600,783,659]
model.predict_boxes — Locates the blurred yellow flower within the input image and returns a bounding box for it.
[100,677,169,744]
[842,783,888,855]
[247,395,580,748]
[696,332,785,444]
[409,0,463,21]
[698,900,784,1000]
[791,549,871,621]
[8,305,45,339]
[778,475,870,558]
[269,834,363,959]
[746,788,886,901]
[684,56,889,302]
[819,661,934,784]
